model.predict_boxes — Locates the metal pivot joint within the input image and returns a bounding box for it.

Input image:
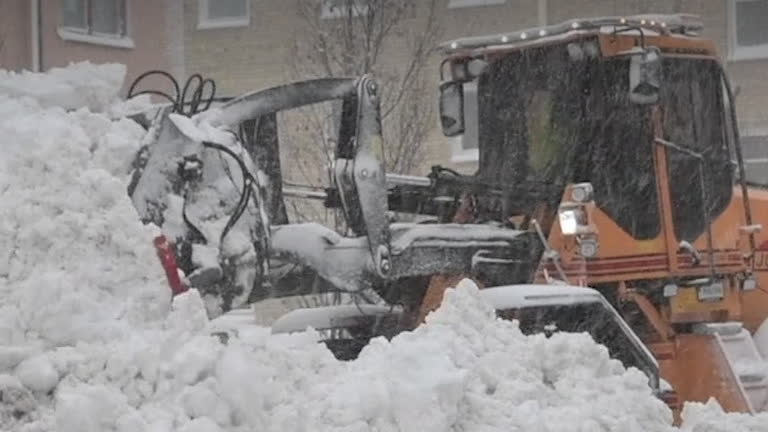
[352,76,391,277]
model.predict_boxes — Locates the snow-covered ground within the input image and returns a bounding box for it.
[1,63,767,432]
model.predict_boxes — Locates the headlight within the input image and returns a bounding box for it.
[558,207,586,235]
[571,182,594,203]
[743,275,758,291]
[559,209,579,235]
[663,283,678,297]
[579,237,599,258]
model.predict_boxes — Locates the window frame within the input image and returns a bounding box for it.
[448,0,506,8]
[198,0,251,30]
[662,58,734,242]
[58,0,133,49]
[728,0,768,62]
[320,0,370,19]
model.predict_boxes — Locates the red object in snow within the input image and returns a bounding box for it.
[153,235,188,296]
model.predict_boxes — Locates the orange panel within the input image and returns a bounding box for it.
[545,185,754,283]
[656,335,752,417]
[417,274,468,324]
[741,287,768,333]
[598,33,718,58]
[740,187,768,333]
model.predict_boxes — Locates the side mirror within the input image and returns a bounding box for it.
[629,46,662,105]
[439,81,465,137]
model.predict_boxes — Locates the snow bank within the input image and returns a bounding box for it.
[1,63,766,432]
[680,400,768,431]
[295,280,674,432]
[0,77,168,351]
[0,62,125,112]
[0,63,170,430]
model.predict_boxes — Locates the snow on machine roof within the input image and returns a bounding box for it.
[440,13,705,56]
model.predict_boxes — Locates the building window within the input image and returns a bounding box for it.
[198,0,250,29]
[448,0,506,9]
[61,0,126,36]
[741,132,768,186]
[321,0,370,19]
[59,0,133,48]
[729,0,768,61]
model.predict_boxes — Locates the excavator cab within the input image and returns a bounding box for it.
[438,16,740,252]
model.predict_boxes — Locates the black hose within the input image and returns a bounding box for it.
[127,70,218,116]
[128,72,254,246]
[201,141,260,245]
[127,70,180,104]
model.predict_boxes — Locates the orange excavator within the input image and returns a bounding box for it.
[126,13,768,424]
[418,13,768,418]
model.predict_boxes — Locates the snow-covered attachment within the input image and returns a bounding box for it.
[129,106,270,314]
[127,73,542,316]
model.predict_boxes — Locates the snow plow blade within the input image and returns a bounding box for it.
[655,334,753,418]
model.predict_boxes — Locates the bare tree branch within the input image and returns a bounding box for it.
[280,0,443,305]
[287,0,441,186]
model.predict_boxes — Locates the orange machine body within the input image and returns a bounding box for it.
[422,19,768,419]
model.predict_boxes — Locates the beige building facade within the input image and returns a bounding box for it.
[182,0,768,176]
[2,1,766,176]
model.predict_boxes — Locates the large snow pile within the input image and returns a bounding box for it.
[0,62,125,112]
[1,63,767,432]
[679,400,768,432]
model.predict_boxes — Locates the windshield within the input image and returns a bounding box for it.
[475,38,658,239]
[474,39,732,241]
[661,58,733,241]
